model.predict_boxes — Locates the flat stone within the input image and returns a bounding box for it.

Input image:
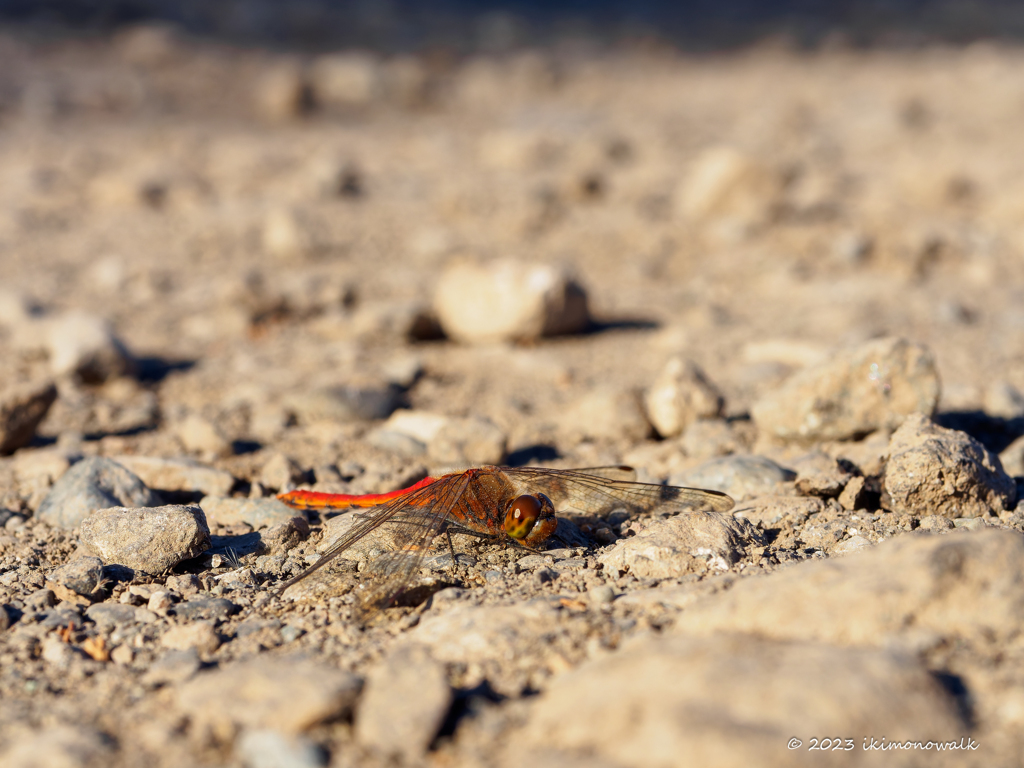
[674,528,1024,648]
[356,645,452,761]
[644,358,724,438]
[112,455,235,496]
[80,504,210,573]
[37,456,162,530]
[0,380,58,455]
[176,658,362,736]
[883,414,1015,518]
[670,455,794,501]
[752,336,940,442]
[598,511,749,578]
[171,597,239,621]
[200,496,303,529]
[515,634,962,768]
[732,495,825,528]
[434,260,589,344]
[86,602,154,629]
[283,383,402,424]
[45,556,104,602]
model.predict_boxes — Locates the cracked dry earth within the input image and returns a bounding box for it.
[3,28,1024,768]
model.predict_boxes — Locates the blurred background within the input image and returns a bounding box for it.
[1,0,1024,474]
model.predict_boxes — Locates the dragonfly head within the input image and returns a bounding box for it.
[504,493,556,547]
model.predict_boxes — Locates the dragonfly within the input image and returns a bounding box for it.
[276,465,734,615]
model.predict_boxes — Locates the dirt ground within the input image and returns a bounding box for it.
[2,26,1024,768]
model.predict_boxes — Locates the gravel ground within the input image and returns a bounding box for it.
[2,28,1024,768]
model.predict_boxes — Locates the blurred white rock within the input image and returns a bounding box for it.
[434,261,589,344]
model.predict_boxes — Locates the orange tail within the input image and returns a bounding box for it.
[278,475,437,512]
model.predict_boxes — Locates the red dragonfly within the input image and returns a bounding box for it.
[277,465,733,614]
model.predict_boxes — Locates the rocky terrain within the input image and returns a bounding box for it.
[2,26,1024,768]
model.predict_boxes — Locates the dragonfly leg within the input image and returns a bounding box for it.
[445,528,459,580]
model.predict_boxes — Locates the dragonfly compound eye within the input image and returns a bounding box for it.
[504,493,556,547]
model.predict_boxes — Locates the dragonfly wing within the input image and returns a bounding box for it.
[351,472,472,615]
[503,466,734,516]
[279,474,469,607]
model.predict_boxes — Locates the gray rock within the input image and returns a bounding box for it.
[752,336,940,442]
[37,456,162,529]
[80,504,210,572]
[111,455,235,496]
[45,556,104,600]
[86,602,156,629]
[598,511,750,578]
[283,383,402,424]
[356,645,452,761]
[236,730,327,768]
[674,528,1024,648]
[883,414,1015,518]
[670,455,794,501]
[644,358,724,438]
[0,380,58,455]
[434,260,589,344]
[200,496,303,530]
[516,634,962,768]
[171,597,239,621]
[176,658,362,735]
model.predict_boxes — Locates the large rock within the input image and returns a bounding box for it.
[37,456,162,529]
[752,337,940,442]
[670,455,794,501]
[515,634,963,768]
[356,645,452,761]
[883,414,1015,518]
[0,379,58,455]
[644,358,724,438]
[673,528,1024,648]
[434,261,589,344]
[80,504,210,573]
[598,511,749,578]
[176,658,362,737]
